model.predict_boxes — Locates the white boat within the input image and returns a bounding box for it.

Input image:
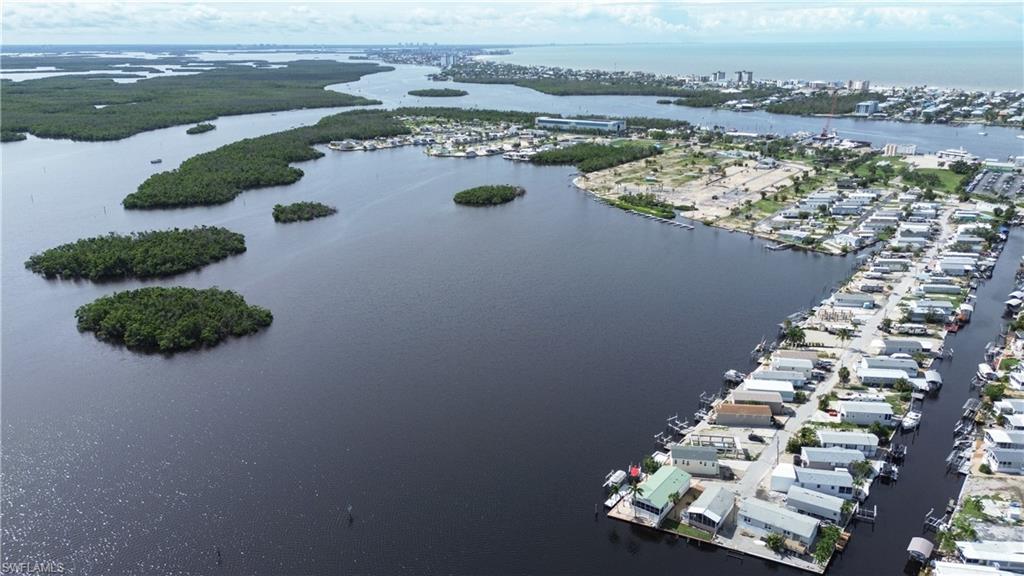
[978,131,987,136]
[604,484,631,508]
[603,469,627,489]
[901,411,922,430]
[1018,135,1024,140]
[723,369,745,384]
[977,363,997,382]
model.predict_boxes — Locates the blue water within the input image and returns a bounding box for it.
[483,42,1024,91]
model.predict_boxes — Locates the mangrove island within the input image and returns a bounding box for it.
[25,226,246,281]
[408,88,468,97]
[75,286,273,353]
[273,201,338,223]
[453,185,526,206]
[186,123,216,134]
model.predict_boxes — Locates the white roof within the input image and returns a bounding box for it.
[986,428,1024,445]
[933,561,1016,576]
[816,430,880,446]
[786,485,845,513]
[841,401,894,415]
[800,446,865,465]
[688,485,736,524]
[857,367,912,380]
[742,379,796,393]
[956,541,1024,565]
[738,497,819,540]
[795,467,854,488]
[772,357,814,369]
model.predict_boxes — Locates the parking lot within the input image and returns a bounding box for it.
[967,169,1024,197]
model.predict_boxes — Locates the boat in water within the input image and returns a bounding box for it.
[723,369,746,385]
[901,410,922,430]
[150,158,162,164]
[976,363,997,382]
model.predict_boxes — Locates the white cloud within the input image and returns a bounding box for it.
[1,1,1021,44]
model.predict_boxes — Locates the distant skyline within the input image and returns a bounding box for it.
[3,1,1023,46]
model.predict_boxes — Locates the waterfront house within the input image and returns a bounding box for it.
[670,444,720,477]
[738,497,819,547]
[632,466,691,526]
[995,399,1024,415]
[731,390,785,415]
[750,369,807,387]
[983,447,1024,475]
[786,485,846,523]
[875,258,912,271]
[816,430,879,457]
[834,292,876,309]
[984,429,1024,450]
[685,485,736,535]
[939,257,976,276]
[861,356,919,377]
[800,446,867,470]
[770,357,815,379]
[715,403,774,427]
[740,379,795,402]
[910,299,956,322]
[876,338,925,356]
[840,401,895,427]
[857,367,912,387]
[1006,414,1024,431]
[922,283,963,295]
[794,467,856,499]
[955,541,1024,572]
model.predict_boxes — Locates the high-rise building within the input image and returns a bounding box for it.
[735,70,753,85]
[847,80,871,92]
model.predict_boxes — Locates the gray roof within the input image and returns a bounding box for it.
[670,444,719,462]
[841,401,894,415]
[732,390,784,403]
[795,467,854,488]
[800,447,865,465]
[738,497,819,539]
[816,430,880,445]
[786,485,845,514]
[987,447,1024,464]
[688,485,735,524]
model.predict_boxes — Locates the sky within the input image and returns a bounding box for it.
[2,1,1022,45]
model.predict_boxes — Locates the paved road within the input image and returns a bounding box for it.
[735,205,957,497]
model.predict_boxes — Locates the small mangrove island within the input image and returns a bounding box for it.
[186,123,216,134]
[75,286,273,352]
[25,226,246,281]
[453,185,526,206]
[272,201,338,223]
[408,88,468,97]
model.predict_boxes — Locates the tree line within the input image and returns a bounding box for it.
[530,143,661,172]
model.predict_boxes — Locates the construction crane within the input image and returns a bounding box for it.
[820,89,839,139]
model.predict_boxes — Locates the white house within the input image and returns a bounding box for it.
[800,447,866,470]
[770,357,815,379]
[685,485,736,535]
[738,497,820,547]
[794,467,856,499]
[786,485,846,523]
[816,430,880,457]
[983,447,1024,475]
[861,356,919,376]
[741,379,796,402]
[732,390,785,414]
[834,293,876,308]
[670,444,720,477]
[858,367,913,387]
[876,338,925,356]
[956,541,1024,573]
[840,401,895,427]
[984,429,1024,450]
[631,466,691,526]
[750,369,807,387]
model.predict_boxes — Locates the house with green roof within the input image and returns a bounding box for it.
[632,466,691,526]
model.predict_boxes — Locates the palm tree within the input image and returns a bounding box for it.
[628,482,646,517]
[836,327,852,347]
[785,325,806,347]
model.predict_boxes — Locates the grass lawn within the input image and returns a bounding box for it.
[914,168,966,194]
[1000,358,1020,371]
[885,393,908,416]
[752,198,786,214]
[663,519,713,541]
